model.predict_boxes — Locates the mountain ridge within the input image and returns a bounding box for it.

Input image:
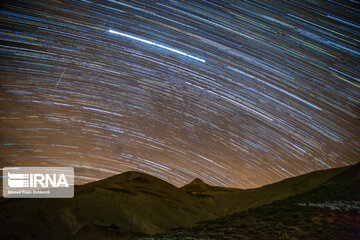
[0,163,358,239]
[147,162,360,239]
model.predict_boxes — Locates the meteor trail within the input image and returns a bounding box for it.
[109,29,206,63]
[55,67,67,89]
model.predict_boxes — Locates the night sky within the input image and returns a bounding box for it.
[1,0,359,189]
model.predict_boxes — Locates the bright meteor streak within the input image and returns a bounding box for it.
[108,29,206,63]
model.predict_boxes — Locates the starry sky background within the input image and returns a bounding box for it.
[0,0,359,189]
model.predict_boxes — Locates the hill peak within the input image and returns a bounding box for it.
[189,178,207,186]
[181,177,212,192]
[86,170,178,190]
[188,178,210,188]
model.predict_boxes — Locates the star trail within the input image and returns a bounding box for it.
[0,0,359,188]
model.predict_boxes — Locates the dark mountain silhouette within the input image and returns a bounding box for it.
[0,163,358,239]
[145,163,360,240]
